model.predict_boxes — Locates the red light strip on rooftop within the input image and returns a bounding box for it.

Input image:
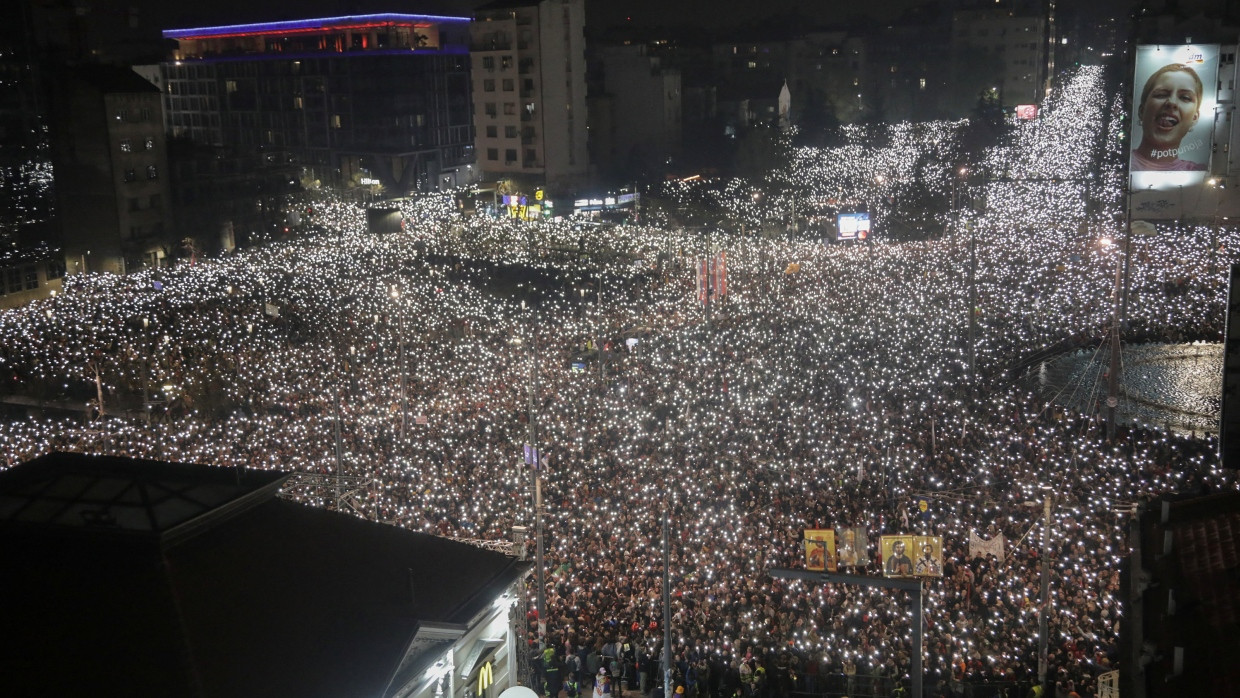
[173,21,433,41]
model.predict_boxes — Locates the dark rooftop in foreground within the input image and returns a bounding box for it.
[0,452,528,698]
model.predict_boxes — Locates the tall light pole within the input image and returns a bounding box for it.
[391,284,407,442]
[1037,492,1053,691]
[967,220,977,379]
[524,287,546,650]
[662,504,673,698]
[1102,233,1125,439]
[1209,178,1224,277]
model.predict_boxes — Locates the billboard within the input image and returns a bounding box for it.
[1014,104,1038,120]
[1130,44,1219,193]
[837,212,870,241]
[881,534,942,578]
[803,529,836,571]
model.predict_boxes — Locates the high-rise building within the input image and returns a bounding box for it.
[49,64,172,274]
[951,7,1047,109]
[588,43,681,182]
[0,1,56,248]
[159,14,475,194]
[470,0,589,193]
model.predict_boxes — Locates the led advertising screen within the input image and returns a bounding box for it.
[1130,44,1219,193]
[837,212,870,241]
[1014,104,1038,120]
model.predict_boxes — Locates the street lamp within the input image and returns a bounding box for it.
[1099,232,1124,438]
[1023,488,1053,693]
[390,284,407,441]
[1208,178,1225,276]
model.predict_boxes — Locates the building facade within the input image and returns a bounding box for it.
[0,1,56,252]
[470,0,589,193]
[0,246,64,309]
[589,43,682,182]
[49,65,172,274]
[951,7,1047,109]
[160,14,476,195]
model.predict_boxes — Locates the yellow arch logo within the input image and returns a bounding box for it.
[478,661,494,694]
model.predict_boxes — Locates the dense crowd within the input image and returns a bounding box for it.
[0,65,1236,698]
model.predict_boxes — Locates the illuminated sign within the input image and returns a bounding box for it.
[836,212,871,241]
[360,177,380,185]
[477,661,494,693]
[1014,104,1038,120]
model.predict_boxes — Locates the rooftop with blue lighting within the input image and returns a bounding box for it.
[163,13,470,41]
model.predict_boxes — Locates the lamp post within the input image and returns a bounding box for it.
[1209,178,1224,277]
[1037,493,1053,691]
[141,317,152,425]
[391,284,407,442]
[1101,234,1124,439]
[1022,490,1054,692]
[519,220,547,650]
[528,312,546,650]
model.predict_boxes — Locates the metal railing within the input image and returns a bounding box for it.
[449,537,517,556]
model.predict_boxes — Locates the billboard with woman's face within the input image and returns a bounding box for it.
[1130,44,1219,192]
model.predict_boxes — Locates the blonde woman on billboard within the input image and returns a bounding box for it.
[1132,63,1208,171]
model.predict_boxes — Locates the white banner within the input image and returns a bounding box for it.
[969,530,1005,560]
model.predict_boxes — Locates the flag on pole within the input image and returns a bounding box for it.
[697,252,728,304]
[916,497,931,521]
